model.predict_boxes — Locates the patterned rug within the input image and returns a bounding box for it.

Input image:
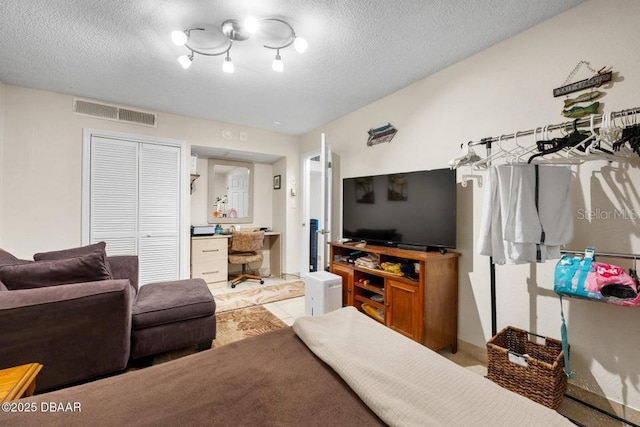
[212,305,288,348]
[215,280,305,313]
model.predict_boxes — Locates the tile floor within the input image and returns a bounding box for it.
[207,274,306,326]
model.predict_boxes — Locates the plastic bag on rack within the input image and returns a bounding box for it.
[554,247,640,306]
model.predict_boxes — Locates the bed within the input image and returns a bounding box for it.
[1,307,572,426]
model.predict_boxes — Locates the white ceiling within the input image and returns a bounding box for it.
[0,0,586,135]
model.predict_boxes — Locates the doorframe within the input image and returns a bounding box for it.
[81,128,189,279]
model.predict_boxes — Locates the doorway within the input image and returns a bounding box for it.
[300,134,339,277]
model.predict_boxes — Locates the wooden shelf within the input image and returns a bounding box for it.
[333,261,418,285]
[355,295,385,309]
[354,281,384,295]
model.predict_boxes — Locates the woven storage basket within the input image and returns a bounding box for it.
[487,326,567,409]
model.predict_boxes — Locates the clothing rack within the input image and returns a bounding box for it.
[466,105,640,336]
[466,106,640,427]
[560,249,639,261]
[464,106,640,149]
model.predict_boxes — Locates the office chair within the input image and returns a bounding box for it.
[228,230,265,288]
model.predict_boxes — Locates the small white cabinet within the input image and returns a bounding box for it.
[191,237,229,284]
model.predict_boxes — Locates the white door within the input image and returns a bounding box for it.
[301,133,335,275]
[319,133,333,271]
[227,172,249,218]
[89,137,139,255]
[85,134,183,285]
[138,143,181,284]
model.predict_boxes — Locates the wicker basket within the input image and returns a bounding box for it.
[487,326,567,409]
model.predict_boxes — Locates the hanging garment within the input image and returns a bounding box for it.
[503,164,573,245]
[478,164,574,264]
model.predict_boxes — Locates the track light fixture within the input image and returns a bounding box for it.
[171,17,308,73]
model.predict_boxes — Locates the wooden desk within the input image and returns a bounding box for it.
[0,363,43,402]
[191,231,282,283]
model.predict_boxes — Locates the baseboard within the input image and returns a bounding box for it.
[453,338,640,423]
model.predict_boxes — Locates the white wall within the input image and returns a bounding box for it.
[1,86,301,275]
[301,0,640,413]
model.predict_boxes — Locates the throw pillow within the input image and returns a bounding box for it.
[33,241,107,261]
[0,280,7,292]
[0,251,113,290]
[0,249,32,267]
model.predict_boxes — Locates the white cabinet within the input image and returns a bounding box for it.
[191,237,228,284]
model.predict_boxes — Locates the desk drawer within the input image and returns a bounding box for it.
[192,238,227,261]
[192,260,227,283]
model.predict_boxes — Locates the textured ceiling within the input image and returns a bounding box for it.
[0,0,586,135]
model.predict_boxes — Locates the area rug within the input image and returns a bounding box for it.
[212,305,288,348]
[215,280,305,313]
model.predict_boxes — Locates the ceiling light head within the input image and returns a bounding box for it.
[178,53,193,69]
[171,30,188,46]
[221,19,250,41]
[222,53,235,73]
[272,51,283,72]
[244,17,259,34]
[293,37,308,54]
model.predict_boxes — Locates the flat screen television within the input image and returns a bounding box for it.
[342,168,456,250]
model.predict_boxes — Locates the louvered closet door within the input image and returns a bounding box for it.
[89,137,139,255]
[88,135,182,286]
[138,143,180,284]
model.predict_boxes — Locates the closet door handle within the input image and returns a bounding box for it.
[203,249,219,253]
[202,271,219,275]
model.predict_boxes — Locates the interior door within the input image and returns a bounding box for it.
[300,133,335,276]
[318,133,333,271]
[227,172,249,217]
[138,143,181,284]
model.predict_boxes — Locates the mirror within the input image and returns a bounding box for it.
[207,158,254,224]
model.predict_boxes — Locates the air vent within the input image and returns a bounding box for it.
[73,98,157,127]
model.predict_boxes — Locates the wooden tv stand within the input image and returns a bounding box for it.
[329,242,459,352]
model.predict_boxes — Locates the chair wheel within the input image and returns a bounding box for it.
[231,284,236,288]
[260,280,264,284]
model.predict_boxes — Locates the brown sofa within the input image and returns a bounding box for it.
[0,245,216,392]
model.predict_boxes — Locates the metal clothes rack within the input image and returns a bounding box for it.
[560,249,639,260]
[466,106,640,427]
[466,105,640,337]
[465,105,640,149]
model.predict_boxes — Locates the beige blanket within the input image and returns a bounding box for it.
[293,307,573,427]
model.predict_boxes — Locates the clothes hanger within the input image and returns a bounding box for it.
[449,141,482,169]
[472,134,509,169]
[516,126,547,163]
[505,131,529,164]
[583,113,630,161]
[527,119,590,163]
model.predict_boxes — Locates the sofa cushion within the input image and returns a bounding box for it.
[34,241,107,261]
[0,251,113,290]
[0,249,31,267]
[132,279,215,330]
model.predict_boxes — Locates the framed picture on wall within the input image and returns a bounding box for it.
[273,174,281,190]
